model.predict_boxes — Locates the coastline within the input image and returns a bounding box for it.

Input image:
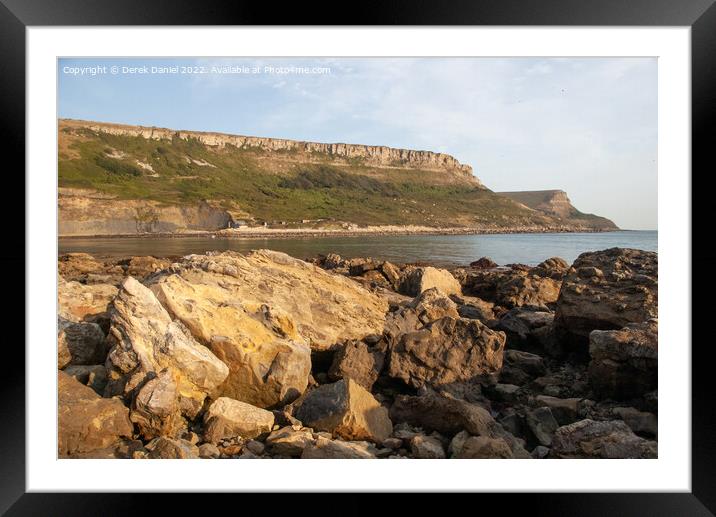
[57,247,658,460]
[58,225,619,240]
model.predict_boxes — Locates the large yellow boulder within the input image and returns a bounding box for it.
[148,250,389,408]
[105,276,229,418]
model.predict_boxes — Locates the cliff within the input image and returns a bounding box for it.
[497,190,618,229]
[61,119,476,182]
[58,119,617,235]
[58,188,243,236]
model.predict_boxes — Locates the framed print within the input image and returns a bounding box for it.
[2,0,715,514]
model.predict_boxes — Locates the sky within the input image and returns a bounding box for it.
[58,57,657,230]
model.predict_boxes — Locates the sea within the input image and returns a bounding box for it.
[58,230,657,267]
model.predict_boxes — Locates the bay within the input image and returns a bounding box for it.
[58,230,657,267]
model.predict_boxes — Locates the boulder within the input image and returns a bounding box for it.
[245,440,265,456]
[198,443,221,459]
[155,250,387,350]
[148,251,389,405]
[410,435,446,459]
[130,369,185,440]
[588,319,657,400]
[533,395,582,426]
[447,430,471,458]
[301,436,378,459]
[399,266,461,297]
[499,365,531,386]
[323,253,344,269]
[203,397,275,443]
[496,308,554,350]
[409,287,460,324]
[328,340,385,391]
[58,253,107,280]
[62,364,108,395]
[551,419,657,458]
[120,255,172,279]
[495,274,561,309]
[488,383,522,404]
[504,349,546,377]
[525,407,559,446]
[531,257,569,280]
[58,318,107,368]
[531,445,551,459]
[58,277,118,326]
[58,371,133,458]
[389,392,530,458]
[145,437,200,459]
[265,426,315,457]
[387,317,505,388]
[355,269,392,290]
[452,268,504,303]
[294,378,393,443]
[349,258,378,276]
[104,276,229,418]
[380,261,402,290]
[612,407,658,437]
[470,257,498,269]
[383,306,423,347]
[58,254,173,286]
[452,295,496,323]
[456,268,560,309]
[553,248,658,354]
[456,436,514,458]
[498,409,525,438]
[382,437,403,450]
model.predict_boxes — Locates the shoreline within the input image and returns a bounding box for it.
[58,247,658,460]
[58,226,621,240]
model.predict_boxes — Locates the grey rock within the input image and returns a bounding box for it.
[410,435,446,459]
[551,419,657,459]
[612,407,658,437]
[456,436,514,458]
[387,317,505,388]
[265,426,315,457]
[301,437,378,459]
[146,437,200,459]
[588,320,658,400]
[62,364,108,395]
[198,443,221,459]
[328,340,385,391]
[526,407,559,446]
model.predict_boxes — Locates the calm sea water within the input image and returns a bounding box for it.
[58,230,657,267]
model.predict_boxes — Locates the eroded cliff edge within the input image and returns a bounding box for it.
[61,119,476,180]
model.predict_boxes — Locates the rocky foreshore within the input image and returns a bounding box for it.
[57,246,657,459]
[59,224,617,240]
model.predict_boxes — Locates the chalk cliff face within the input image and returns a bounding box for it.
[61,119,476,181]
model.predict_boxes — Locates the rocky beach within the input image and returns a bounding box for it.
[57,246,658,459]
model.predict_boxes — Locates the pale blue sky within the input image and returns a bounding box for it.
[58,57,657,230]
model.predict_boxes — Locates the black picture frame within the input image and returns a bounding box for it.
[2,0,713,514]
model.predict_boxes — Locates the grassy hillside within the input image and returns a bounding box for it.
[58,122,608,230]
